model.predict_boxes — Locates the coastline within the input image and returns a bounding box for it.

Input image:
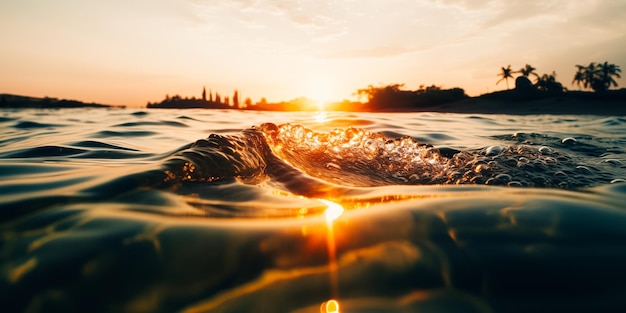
[3,90,625,116]
[411,96,626,115]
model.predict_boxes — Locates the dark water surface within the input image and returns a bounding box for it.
[1,108,626,312]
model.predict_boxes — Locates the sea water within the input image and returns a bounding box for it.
[1,108,626,313]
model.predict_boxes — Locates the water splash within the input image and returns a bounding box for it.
[159,123,623,192]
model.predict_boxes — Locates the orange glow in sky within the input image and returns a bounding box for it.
[1,0,624,107]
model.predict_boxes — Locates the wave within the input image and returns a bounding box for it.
[161,123,620,193]
[2,121,622,221]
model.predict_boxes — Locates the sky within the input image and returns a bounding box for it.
[1,0,625,107]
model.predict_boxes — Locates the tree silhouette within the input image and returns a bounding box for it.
[597,61,622,92]
[356,84,404,102]
[518,64,539,81]
[535,71,564,92]
[572,66,585,90]
[215,92,221,104]
[233,90,239,108]
[244,97,252,108]
[575,62,622,92]
[497,65,514,89]
[583,62,599,91]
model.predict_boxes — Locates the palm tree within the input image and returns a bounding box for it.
[596,61,622,92]
[518,64,539,81]
[496,65,514,89]
[536,71,564,92]
[576,62,622,92]
[577,62,600,91]
[572,65,586,90]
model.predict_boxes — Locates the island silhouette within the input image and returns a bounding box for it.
[2,61,624,115]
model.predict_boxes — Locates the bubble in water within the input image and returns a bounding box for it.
[485,145,504,156]
[561,137,577,145]
[538,146,553,154]
[603,159,622,166]
[517,157,530,165]
[496,174,512,182]
[325,162,341,171]
[508,181,523,187]
[544,157,558,164]
[554,171,568,177]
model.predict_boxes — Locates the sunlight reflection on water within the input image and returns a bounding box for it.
[320,299,340,313]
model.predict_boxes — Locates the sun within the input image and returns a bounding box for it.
[308,77,333,111]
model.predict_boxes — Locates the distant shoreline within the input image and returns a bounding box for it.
[2,89,625,115]
[0,94,123,109]
[396,90,626,115]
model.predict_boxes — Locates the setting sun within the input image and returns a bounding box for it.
[307,77,334,111]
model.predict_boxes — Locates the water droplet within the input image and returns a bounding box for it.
[485,145,504,156]
[561,137,577,145]
[496,174,512,182]
[508,181,523,187]
[538,146,553,154]
[544,157,558,164]
[325,162,341,171]
[603,159,622,166]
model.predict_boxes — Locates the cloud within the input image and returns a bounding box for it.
[428,0,564,28]
[319,46,422,59]
[430,0,494,10]
[572,0,626,31]
[434,0,626,32]
[182,0,347,37]
[482,0,561,28]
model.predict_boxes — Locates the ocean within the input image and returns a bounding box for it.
[1,108,626,313]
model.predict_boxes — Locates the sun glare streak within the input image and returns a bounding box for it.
[320,199,344,223]
[320,299,341,313]
[318,199,344,300]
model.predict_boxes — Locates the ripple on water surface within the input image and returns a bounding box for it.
[1,110,626,313]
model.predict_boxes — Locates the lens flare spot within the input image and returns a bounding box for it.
[320,299,340,313]
[320,199,344,223]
